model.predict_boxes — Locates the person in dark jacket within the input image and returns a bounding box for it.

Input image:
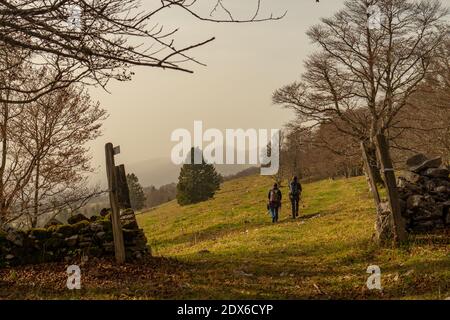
[268,183,282,223]
[289,176,302,218]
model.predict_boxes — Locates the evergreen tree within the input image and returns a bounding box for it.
[126,173,147,211]
[176,148,223,206]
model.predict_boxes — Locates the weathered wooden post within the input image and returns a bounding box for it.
[361,141,381,208]
[105,143,126,264]
[375,134,407,243]
[115,164,132,209]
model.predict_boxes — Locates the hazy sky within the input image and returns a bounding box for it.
[88,0,346,184]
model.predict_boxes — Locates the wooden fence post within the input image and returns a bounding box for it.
[361,141,381,208]
[115,164,131,209]
[375,134,407,243]
[105,143,126,264]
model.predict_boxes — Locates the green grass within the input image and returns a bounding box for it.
[137,175,450,299]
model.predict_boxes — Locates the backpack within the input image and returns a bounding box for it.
[290,182,300,196]
[270,189,280,202]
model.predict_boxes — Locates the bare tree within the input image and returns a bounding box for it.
[0,0,285,104]
[274,0,447,178]
[280,121,362,181]
[273,0,448,241]
[0,59,106,227]
[390,38,450,164]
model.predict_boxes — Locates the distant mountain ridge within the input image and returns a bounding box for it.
[128,157,256,188]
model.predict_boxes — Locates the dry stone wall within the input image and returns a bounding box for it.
[0,209,149,267]
[397,154,450,232]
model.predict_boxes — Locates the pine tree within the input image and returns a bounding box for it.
[176,148,223,206]
[126,173,147,211]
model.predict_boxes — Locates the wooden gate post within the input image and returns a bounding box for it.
[361,141,381,208]
[375,134,407,243]
[115,164,132,209]
[105,143,126,264]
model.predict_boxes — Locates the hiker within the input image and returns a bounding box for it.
[289,176,302,219]
[268,183,282,223]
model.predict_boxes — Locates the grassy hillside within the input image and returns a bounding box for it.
[137,175,449,299]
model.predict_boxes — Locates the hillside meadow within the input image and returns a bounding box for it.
[136,175,449,299]
[0,175,448,299]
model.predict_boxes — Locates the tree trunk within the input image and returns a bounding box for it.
[32,162,40,228]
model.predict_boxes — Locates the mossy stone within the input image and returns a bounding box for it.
[98,219,112,232]
[89,215,100,222]
[29,228,52,240]
[122,220,138,230]
[0,230,7,243]
[50,224,76,237]
[44,238,65,249]
[122,229,139,241]
[67,213,89,225]
[72,220,90,233]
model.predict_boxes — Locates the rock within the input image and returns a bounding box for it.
[399,171,421,184]
[435,186,448,193]
[412,207,443,221]
[6,231,23,247]
[375,202,394,245]
[71,220,90,233]
[399,199,406,213]
[79,235,92,242]
[120,208,134,216]
[122,220,138,230]
[123,229,139,241]
[413,157,442,173]
[44,218,63,228]
[407,153,443,173]
[87,247,102,257]
[44,238,65,249]
[95,231,106,239]
[79,241,91,248]
[402,209,414,218]
[406,195,426,209]
[89,222,104,233]
[100,208,110,217]
[67,213,89,225]
[29,228,52,240]
[89,215,100,222]
[406,154,428,170]
[412,220,435,231]
[65,235,79,246]
[103,242,114,252]
[444,208,450,225]
[422,168,449,179]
